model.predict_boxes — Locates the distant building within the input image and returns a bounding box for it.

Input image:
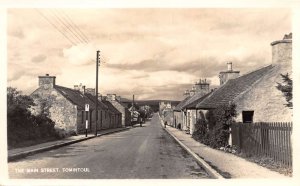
[173,79,212,134]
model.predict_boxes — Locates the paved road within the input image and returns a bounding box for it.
[8,113,209,179]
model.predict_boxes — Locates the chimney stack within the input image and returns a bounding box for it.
[85,88,96,96]
[74,83,86,94]
[227,62,232,71]
[270,32,292,66]
[194,78,210,95]
[219,62,240,85]
[98,93,102,101]
[183,90,190,97]
[107,94,116,101]
[39,74,56,89]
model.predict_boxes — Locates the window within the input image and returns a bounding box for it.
[242,111,254,123]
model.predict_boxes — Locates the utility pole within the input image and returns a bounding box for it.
[95,50,100,136]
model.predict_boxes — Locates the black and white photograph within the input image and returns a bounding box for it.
[1,0,300,185]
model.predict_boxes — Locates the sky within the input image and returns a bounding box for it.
[7,8,291,100]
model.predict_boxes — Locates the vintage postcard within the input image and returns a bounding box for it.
[1,0,300,186]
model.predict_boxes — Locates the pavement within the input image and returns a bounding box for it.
[160,117,289,178]
[8,127,130,162]
[8,114,209,179]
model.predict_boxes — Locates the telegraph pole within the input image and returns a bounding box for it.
[95,50,100,136]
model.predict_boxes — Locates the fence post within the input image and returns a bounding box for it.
[239,123,243,151]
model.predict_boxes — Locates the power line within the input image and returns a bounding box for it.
[59,10,90,43]
[36,9,108,64]
[35,9,77,46]
[57,9,90,44]
[51,9,88,44]
[47,9,84,45]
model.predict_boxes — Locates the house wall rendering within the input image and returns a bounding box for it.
[234,34,292,122]
[31,75,78,135]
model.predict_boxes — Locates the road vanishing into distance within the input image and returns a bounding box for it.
[9,113,209,179]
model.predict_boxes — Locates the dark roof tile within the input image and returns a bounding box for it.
[102,100,121,114]
[196,65,273,109]
[85,93,108,110]
[174,96,191,111]
[55,85,96,110]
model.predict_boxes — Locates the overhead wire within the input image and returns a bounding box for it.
[36,8,107,64]
[58,10,90,43]
[35,9,77,46]
[48,9,85,45]
[52,9,88,44]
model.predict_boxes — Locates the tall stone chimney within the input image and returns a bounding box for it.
[195,78,210,95]
[227,62,233,71]
[38,74,56,89]
[219,62,240,85]
[270,33,292,66]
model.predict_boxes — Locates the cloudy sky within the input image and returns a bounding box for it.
[7,8,291,100]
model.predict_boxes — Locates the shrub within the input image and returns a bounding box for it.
[192,103,237,149]
[7,87,61,148]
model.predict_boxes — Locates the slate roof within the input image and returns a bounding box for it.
[183,92,212,109]
[174,96,191,111]
[84,93,108,110]
[55,85,96,110]
[102,100,122,114]
[196,65,274,109]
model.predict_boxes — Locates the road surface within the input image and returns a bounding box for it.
[8,113,209,179]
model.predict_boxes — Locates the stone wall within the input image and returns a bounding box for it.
[101,110,113,129]
[234,36,292,123]
[108,100,130,127]
[271,40,292,65]
[234,65,292,122]
[31,87,77,135]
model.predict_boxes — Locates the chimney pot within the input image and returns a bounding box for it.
[227,62,233,71]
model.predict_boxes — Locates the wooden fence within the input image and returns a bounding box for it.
[231,122,292,167]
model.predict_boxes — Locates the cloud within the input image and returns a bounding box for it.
[31,54,47,63]
[63,43,96,66]
[9,28,24,39]
[7,8,291,100]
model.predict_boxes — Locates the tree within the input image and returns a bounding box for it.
[276,73,293,108]
[7,87,59,148]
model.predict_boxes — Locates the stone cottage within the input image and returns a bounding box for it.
[196,33,293,123]
[105,94,131,127]
[173,79,212,134]
[31,76,121,135]
[102,98,122,128]
[84,90,121,129]
[31,76,97,135]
